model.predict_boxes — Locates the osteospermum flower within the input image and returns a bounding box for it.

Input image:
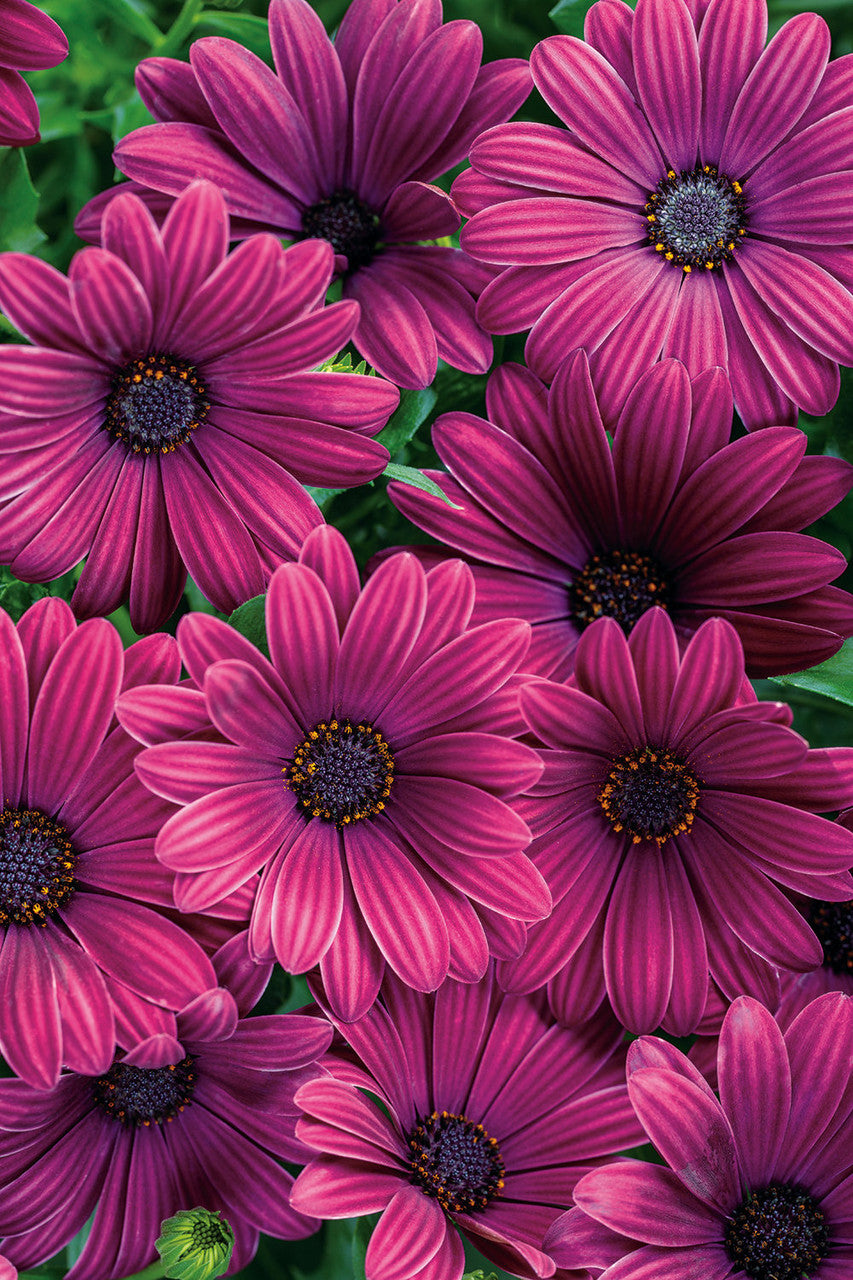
[78,0,531,388]
[291,967,643,1280]
[0,0,67,146]
[0,596,226,1089]
[0,180,399,632]
[389,353,853,679]
[503,607,853,1036]
[457,0,853,428]
[125,525,550,1022]
[0,986,331,1279]
[546,993,853,1280]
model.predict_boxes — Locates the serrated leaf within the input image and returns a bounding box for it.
[227,594,269,658]
[383,462,460,507]
[375,386,438,456]
[770,638,853,708]
[0,149,44,253]
[305,484,347,510]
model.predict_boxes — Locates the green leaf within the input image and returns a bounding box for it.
[549,0,635,33]
[192,11,272,60]
[227,594,269,658]
[86,0,162,45]
[0,149,44,253]
[352,1214,379,1280]
[769,638,853,708]
[382,462,460,507]
[305,484,347,510]
[375,386,438,456]
[66,1210,96,1268]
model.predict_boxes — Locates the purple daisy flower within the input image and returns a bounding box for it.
[457,0,853,428]
[0,0,67,146]
[124,525,550,1023]
[389,353,853,679]
[80,0,531,389]
[0,975,331,1279]
[504,606,853,1036]
[291,967,643,1280]
[0,180,399,632]
[546,993,853,1280]
[0,595,228,1090]
[689,809,853,1084]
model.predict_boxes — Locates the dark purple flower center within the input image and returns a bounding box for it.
[808,898,853,976]
[569,550,670,634]
[598,747,700,846]
[645,164,747,272]
[301,191,382,271]
[285,718,395,827]
[0,805,77,927]
[408,1110,505,1215]
[104,354,209,454]
[93,1055,197,1126]
[724,1184,829,1280]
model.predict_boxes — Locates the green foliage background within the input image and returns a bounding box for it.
[2,0,853,1275]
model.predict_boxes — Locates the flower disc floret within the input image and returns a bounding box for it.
[647,164,747,272]
[408,1111,505,1214]
[724,1184,829,1280]
[0,806,77,926]
[286,718,395,826]
[569,549,670,634]
[105,354,209,454]
[301,192,382,272]
[93,1055,197,1126]
[597,747,699,846]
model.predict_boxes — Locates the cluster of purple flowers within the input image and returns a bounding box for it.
[1,0,853,1279]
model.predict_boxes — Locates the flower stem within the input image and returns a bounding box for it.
[154,0,204,56]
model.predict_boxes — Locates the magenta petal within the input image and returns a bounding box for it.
[574,1162,721,1245]
[0,608,28,804]
[318,867,385,1022]
[291,1157,401,1217]
[365,1186,446,1280]
[268,0,347,190]
[346,821,450,992]
[160,449,264,613]
[719,11,830,176]
[718,997,791,1189]
[530,34,663,186]
[156,779,289,873]
[270,821,344,972]
[61,893,216,1007]
[26,618,123,812]
[604,852,673,1034]
[266,562,340,726]
[633,0,700,171]
[68,247,153,363]
[627,1067,740,1213]
[347,268,438,389]
[0,927,62,1088]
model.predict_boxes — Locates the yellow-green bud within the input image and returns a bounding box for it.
[155,1208,234,1280]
